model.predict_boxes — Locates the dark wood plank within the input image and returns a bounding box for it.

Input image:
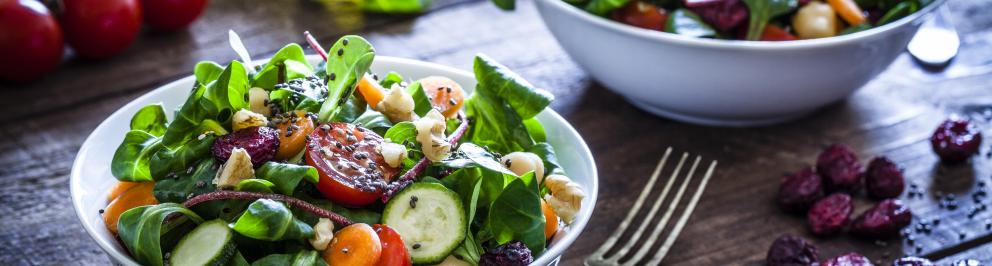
[0,0,991,265]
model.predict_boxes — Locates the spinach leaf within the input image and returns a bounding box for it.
[149,133,216,180]
[444,170,484,265]
[153,160,218,203]
[585,0,631,16]
[522,118,546,143]
[665,9,716,37]
[162,84,209,148]
[195,61,225,85]
[236,179,277,193]
[111,130,163,182]
[117,203,205,266]
[361,0,431,13]
[491,0,515,10]
[440,143,515,175]
[484,172,545,255]
[253,44,315,90]
[255,162,320,195]
[472,54,553,120]
[131,104,168,137]
[230,199,314,241]
[742,0,798,40]
[378,71,404,88]
[464,90,533,154]
[251,250,328,266]
[528,142,565,176]
[318,36,375,122]
[405,81,434,117]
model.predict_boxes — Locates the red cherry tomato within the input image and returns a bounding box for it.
[141,0,208,31]
[305,123,399,207]
[760,25,798,41]
[61,0,143,59]
[611,1,667,31]
[0,0,63,82]
[373,224,412,266]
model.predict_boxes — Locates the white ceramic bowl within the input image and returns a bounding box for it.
[535,0,944,126]
[71,56,598,266]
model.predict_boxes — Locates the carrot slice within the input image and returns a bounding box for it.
[106,181,141,202]
[828,0,867,26]
[357,75,387,109]
[102,182,158,235]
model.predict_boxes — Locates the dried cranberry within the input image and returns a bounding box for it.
[850,199,912,239]
[821,252,874,266]
[892,257,935,266]
[930,118,983,164]
[778,167,825,213]
[865,157,905,199]
[211,126,280,165]
[807,193,853,236]
[688,0,748,31]
[816,144,863,192]
[766,234,819,266]
[480,241,533,266]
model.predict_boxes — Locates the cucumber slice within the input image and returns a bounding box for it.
[382,183,466,265]
[170,219,236,266]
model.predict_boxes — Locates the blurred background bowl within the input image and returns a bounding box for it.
[535,0,944,126]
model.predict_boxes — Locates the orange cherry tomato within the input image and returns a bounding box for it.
[373,224,412,266]
[275,111,316,160]
[306,123,399,207]
[419,76,465,118]
[358,75,387,109]
[542,200,559,240]
[323,223,382,266]
[611,1,667,31]
[103,182,158,235]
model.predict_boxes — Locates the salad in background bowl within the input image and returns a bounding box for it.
[71,33,597,266]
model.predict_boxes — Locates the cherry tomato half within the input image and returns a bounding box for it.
[323,223,382,266]
[61,0,143,59]
[373,224,412,266]
[0,0,64,83]
[305,123,399,207]
[611,1,667,31]
[141,0,208,31]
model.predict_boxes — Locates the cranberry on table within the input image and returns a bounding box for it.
[141,0,208,31]
[864,157,905,199]
[766,234,819,266]
[778,167,825,213]
[807,193,853,236]
[0,0,63,83]
[211,126,280,165]
[61,0,143,59]
[821,252,874,266]
[930,118,983,164]
[816,144,864,192]
[850,199,912,239]
[892,257,935,266]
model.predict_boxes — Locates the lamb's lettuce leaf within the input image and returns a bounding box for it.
[255,162,320,195]
[252,44,314,90]
[111,130,163,182]
[361,0,431,13]
[231,199,314,241]
[130,104,168,137]
[585,0,630,16]
[405,81,433,117]
[472,54,553,120]
[118,203,205,266]
[194,61,224,85]
[318,35,375,122]
[149,133,216,180]
[483,172,545,255]
[665,9,716,37]
[235,179,277,193]
[463,54,553,154]
[251,250,327,266]
[742,0,797,40]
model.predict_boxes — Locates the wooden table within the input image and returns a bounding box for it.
[1,0,990,265]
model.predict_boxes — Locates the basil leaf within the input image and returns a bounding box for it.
[255,162,320,195]
[130,104,168,137]
[405,81,434,117]
[251,250,328,266]
[665,9,716,37]
[118,203,205,266]
[195,61,225,85]
[149,133,216,180]
[253,44,315,90]
[230,199,314,241]
[361,0,431,13]
[484,172,545,255]
[742,0,798,40]
[585,0,630,16]
[111,130,163,182]
[472,54,553,120]
[318,35,375,122]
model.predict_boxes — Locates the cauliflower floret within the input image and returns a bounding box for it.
[376,84,416,123]
[500,152,545,182]
[248,87,271,117]
[213,148,255,189]
[543,174,584,224]
[414,109,451,162]
[309,218,335,251]
[231,109,268,131]
[379,142,408,168]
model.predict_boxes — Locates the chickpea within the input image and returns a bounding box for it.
[500,152,545,182]
[792,1,839,39]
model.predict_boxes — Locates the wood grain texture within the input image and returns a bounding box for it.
[0,0,990,265]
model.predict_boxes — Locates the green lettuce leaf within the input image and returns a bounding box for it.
[149,133,216,180]
[130,104,168,137]
[252,44,315,90]
[118,203,205,266]
[111,130,163,182]
[255,162,320,195]
[230,199,314,241]
[484,172,545,255]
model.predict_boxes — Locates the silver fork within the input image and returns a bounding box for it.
[585,148,718,266]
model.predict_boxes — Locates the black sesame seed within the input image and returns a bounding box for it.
[342,39,349,46]
[412,243,421,249]
[410,195,418,208]
[449,99,457,105]
[337,49,344,56]
[99,209,105,214]
[329,73,336,81]
[446,87,452,93]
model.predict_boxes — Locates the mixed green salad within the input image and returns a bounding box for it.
[495,0,931,41]
[102,32,585,266]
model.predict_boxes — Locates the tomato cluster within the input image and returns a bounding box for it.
[0,0,208,83]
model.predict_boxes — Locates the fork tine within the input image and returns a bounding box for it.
[621,156,701,266]
[586,148,673,264]
[607,153,689,263]
[646,160,718,265]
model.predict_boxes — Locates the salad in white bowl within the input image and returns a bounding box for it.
[79,32,595,266]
